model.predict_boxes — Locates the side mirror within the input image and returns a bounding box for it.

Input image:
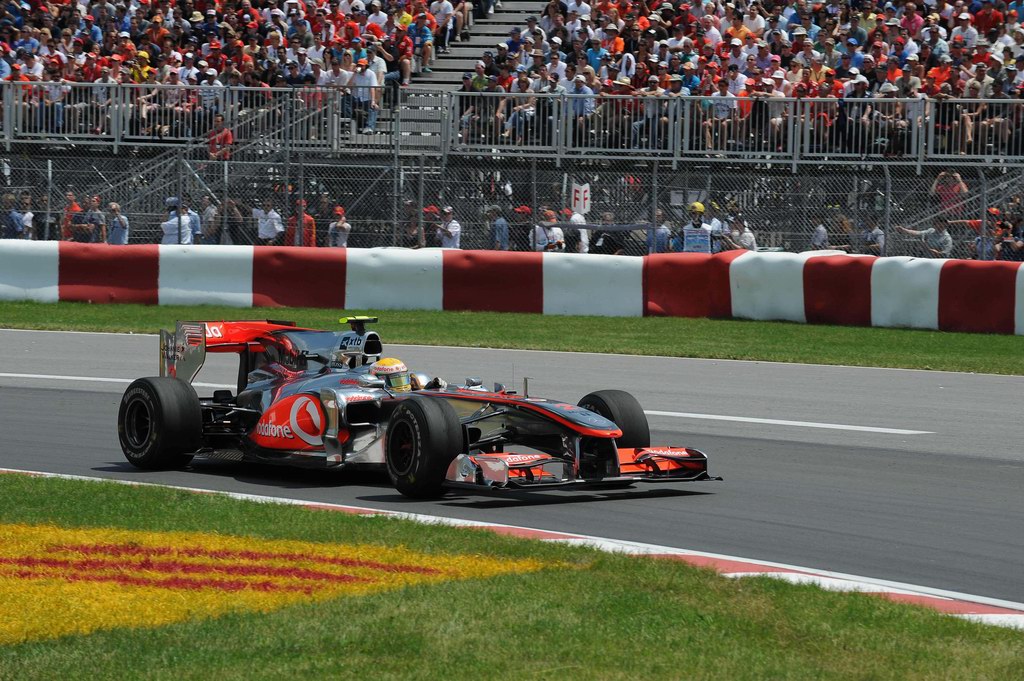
[493,382,506,393]
[465,377,483,387]
[357,375,386,389]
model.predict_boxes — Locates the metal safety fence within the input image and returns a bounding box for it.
[445,93,1024,169]
[3,150,1020,262]
[0,83,1020,170]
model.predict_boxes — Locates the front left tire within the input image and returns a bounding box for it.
[578,389,651,449]
[118,377,202,470]
[385,396,462,499]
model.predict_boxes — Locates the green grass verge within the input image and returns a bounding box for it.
[0,300,1021,375]
[0,476,1022,681]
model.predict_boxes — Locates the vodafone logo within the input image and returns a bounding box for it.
[254,395,324,447]
[256,422,293,439]
[641,448,690,457]
[504,454,545,464]
[289,396,323,446]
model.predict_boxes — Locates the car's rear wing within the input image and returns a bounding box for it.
[160,321,207,384]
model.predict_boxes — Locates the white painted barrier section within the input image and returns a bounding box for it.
[1016,266,1024,336]
[0,241,59,303]
[729,251,830,323]
[542,253,644,317]
[158,245,255,307]
[870,257,945,330]
[345,248,444,310]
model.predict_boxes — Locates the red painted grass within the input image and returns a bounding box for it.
[4,568,318,594]
[0,556,371,585]
[54,543,442,575]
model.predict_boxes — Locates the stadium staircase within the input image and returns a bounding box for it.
[412,1,537,89]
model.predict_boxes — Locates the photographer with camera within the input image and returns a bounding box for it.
[531,209,564,252]
[929,171,969,217]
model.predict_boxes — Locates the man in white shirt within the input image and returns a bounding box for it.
[704,78,737,150]
[430,0,455,53]
[570,209,588,253]
[20,52,44,79]
[436,206,461,248]
[178,53,200,82]
[531,210,564,251]
[161,207,194,245]
[367,0,388,27]
[730,215,757,250]
[366,44,387,83]
[253,201,284,245]
[197,69,224,115]
[327,206,351,247]
[350,59,379,133]
[567,1,591,18]
[949,13,978,47]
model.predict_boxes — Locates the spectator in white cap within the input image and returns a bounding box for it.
[950,12,979,47]
[198,68,224,118]
[436,206,461,248]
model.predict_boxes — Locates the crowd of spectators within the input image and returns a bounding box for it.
[0,0,1020,153]
[454,0,1024,154]
[1,182,1021,260]
[0,0,467,139]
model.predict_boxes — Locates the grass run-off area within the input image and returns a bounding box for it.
[0,475,1021,680]
[0,300,1021,375]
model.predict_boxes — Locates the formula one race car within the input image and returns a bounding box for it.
[117,317,717,498]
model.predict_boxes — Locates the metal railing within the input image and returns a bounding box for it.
[1,82,1022,169]
[446,92,1024,168]
[0,82,400,153]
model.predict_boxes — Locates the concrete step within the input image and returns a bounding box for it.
[406,2,539,90]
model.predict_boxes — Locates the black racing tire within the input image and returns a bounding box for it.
[385,396,462,499]
[578,389,650,449]
[118,377,202,470]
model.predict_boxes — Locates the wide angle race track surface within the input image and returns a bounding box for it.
[1,329,1023,611]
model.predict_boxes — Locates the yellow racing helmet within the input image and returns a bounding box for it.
[689,201,705,214]
[371,357,411,392]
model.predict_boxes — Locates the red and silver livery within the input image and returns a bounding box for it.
[117,317,718,498]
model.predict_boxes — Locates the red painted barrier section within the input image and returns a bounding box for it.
[643,251,745,318]
[442,250,543,313]
[938,260,1021,334]
[58,243,159,304]
[252,247,346,308]
[803,255,876,326]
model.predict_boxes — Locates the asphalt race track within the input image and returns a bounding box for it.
[1,328,1022,604]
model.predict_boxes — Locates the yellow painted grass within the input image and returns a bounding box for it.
[0,523,546,645]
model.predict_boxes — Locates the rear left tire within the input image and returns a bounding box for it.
[118,377,202,470]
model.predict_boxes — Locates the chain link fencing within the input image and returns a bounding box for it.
[2,149,1021,260]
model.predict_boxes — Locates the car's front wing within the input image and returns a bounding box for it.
[444,447,720,491]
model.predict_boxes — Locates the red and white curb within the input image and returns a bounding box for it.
[3,467,1023,631]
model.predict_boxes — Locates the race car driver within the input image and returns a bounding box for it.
[371,357,447,391]
[371,357,413,392]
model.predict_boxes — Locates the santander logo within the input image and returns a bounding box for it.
[253,395,324,448]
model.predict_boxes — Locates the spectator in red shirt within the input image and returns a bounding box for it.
[974,0,1004,35]
[208,114,233,160]
[61,191,84,241]
[284,200,318,247]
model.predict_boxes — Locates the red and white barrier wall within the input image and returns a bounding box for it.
[2,242,1023,334]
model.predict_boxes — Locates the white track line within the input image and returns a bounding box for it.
[0,373,231,390]
[0,372,930,434]
[4,327,1023,379]
[0,467,1021,630]
[644,410,933,435]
